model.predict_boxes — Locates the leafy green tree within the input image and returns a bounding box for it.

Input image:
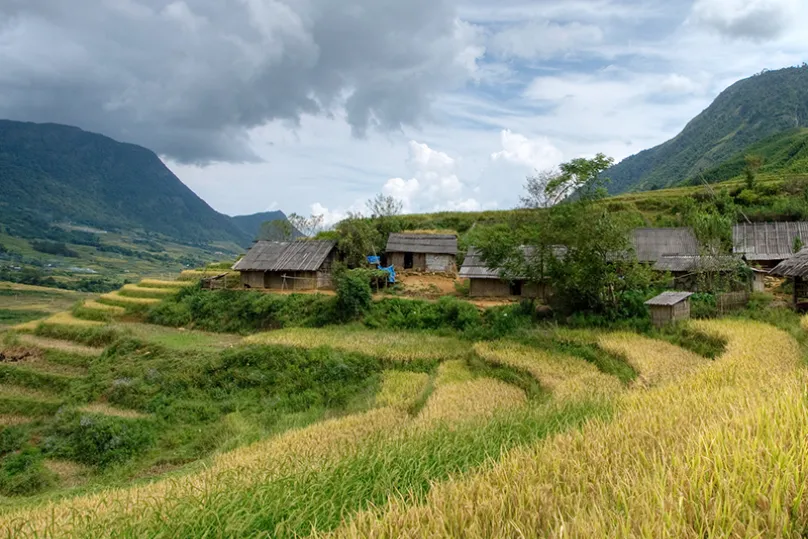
[288,213,324,237]
[257,219,295,241]
[546,153,614,204]
[334,213,382,267]
[335,269,373,320]
[793,235,804,254]
[744,154,763,190]
[366,194,403,218]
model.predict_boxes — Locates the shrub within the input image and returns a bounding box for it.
[44,409,156,467]
[335,269,373,321]
[690,292,718,319]
[0,446,56,496]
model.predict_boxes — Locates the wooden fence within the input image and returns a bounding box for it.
[716,291,750,314]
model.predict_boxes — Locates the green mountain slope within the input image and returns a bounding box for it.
[230,211,297,241]
[0,120,250,246]
[606,66,808,193]
[691,128,808,185]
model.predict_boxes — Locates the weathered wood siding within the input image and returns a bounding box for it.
[241,271,265,289]
[752,272,766,293]
[650,300,691,328]
[470,279,511,297]
[426,253,455,272]
[389,252,429,271]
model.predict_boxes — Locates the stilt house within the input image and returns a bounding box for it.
[233,240,337,290]
[385,233,457,272]
[733,222,808,269]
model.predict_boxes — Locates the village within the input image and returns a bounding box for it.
[224,221,808,327]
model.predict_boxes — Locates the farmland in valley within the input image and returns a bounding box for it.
[1,279,808,537]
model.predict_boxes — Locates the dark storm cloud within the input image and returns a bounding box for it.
[0,0,477,163]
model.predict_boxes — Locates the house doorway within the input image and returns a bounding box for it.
[509,280,522,296]
[404,252,414,269]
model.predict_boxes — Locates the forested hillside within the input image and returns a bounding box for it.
[0,120,249,246]
[606,66,808,193]
[230,210,295,241]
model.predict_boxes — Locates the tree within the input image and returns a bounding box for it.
[334,213,382,267]
[545,153,614,205]
[793,235,804,254]
[287,213,324,237]
[366,194,403,218]
[479,154,651,318]
[520,169,560,209]
[744,154,763,190]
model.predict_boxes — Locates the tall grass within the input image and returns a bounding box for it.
[475,341,622,400]
[374,371,430,411]
[331,320,808,538]
[245,327,470,364]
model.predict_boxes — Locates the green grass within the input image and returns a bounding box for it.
[0,309,48,326]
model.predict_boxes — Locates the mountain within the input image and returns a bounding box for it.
[0,120,250,246]
[606,65,808,193]
[692,128,808,186]
[231,210,291,240]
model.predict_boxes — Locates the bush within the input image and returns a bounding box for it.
[44,409,156,467]
[690,293,718,319]
[335,269,373,321]
[0,446,56,496]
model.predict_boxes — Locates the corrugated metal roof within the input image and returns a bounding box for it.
[386,233,458,254]
[645,291,694,306]
[632,228,699,263]
[733,222,808,261]
[770,248,808,278]
[232,240,336,272]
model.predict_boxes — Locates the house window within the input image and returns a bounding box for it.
[509,280,522,296]
[404,252,414,269]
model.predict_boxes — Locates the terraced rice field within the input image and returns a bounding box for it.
[98,291,161,306]
[245,327,470,362]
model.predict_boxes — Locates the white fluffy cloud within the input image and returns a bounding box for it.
[489,20,603,60]
[690,0,801,41]
[491,130,563,170]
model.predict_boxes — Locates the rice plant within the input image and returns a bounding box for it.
[331,320,808,538]
[98,291,160,306]
[597,332,709,387]
[138,279,193,288]
[245,328,470,363]
[475,341,622,401]
[80,300,125,314]
[374,371,430,411]
[118,284,177,298]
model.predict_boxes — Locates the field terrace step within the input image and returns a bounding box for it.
[12,312,105,332]
[15,334,104,358]
[81,300,126,315]
[118,284,178,299]
[138,279,194,289]
[78,403,148,420]
[98,291,161,307]
[0,383,64,416]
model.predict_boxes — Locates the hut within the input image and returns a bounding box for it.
[733,221,808,268]
[386,233,457,272]
[770,248,808,307]
[632,227,699,264]
[232,240,337,290]
[653,254,749,290]
[645,291,694,328]
[459,247,550,299]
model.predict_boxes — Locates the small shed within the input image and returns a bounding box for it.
[770,248,808,307]
[733,221,808,269]
[750,267,768,293]
[386,233,457,272]
[232,240,337,290]
[645,291,694,328]
[459,246,549,299]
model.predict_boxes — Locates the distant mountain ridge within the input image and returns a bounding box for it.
[0,120,250,246]
[606,66,808,193]
[230,210,298,241]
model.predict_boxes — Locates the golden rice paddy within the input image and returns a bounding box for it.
[597,332,709,387]
[415,377,526,427]
[13,312,104,331]
[375,371,430,410]
[77,403,148,420]
[99,291,160,305]
[330,320,808,538]
[474,341,622,400]
[15,334,104,357]
[138,279,194,288]
[245,328,470,362]
[81,300,126,314]
[120,284,176,297]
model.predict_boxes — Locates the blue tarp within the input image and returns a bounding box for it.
[366,255,394,283]
[366,255,381,265]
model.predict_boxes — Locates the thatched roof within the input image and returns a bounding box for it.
[459,246,564,280]
[233,240,336,272]
[632,228,699,263]
[733,222,808,261]
[645,291,693,306]
[386,233,457,255]
[770,248,808,278]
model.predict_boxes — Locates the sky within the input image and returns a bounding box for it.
[1,0,807,224]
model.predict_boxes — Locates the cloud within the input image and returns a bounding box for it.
[690,0,801,41]
[491,130,563,170]
[489,20,603,60]
[0,0,479,163]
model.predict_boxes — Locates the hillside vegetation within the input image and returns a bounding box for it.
[0,120,248,246]
[606,65,808,193]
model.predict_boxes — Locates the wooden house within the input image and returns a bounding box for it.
[459,247,549,299]
[645,291,694,328]
[232,240,337,290]
[770,248,808,308]
[632,227,699,265]
[733,221,808,269]
[386,233,457,272]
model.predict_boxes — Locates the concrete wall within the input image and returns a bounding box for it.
[426,253,455,272]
